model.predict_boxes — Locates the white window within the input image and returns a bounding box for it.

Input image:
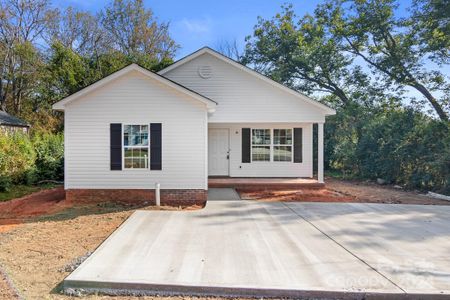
[123,125,149,169]
[252,129,271,161]
[273,129,293,162]
[251,128,293,162]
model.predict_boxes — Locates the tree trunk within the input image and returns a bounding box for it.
[0,83,4,111]
[333,86,351,107]
[412,82,449,121]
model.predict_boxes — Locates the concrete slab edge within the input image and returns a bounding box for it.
[63,279,448,300]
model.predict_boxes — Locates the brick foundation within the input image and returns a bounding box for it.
[65,189,207,206]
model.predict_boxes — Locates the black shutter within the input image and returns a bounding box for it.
[110,123,122,170]
[242,128,251,163]
[294,128,303,163]
[150,123,162,170]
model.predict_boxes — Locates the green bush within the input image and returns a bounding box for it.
[0,175,12,192]
[326,107,450,193]
[0,132,36,183]
[0,132,64,187]
[32,133,64,182]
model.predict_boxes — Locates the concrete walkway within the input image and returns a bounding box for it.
[64,201,450,299]
[207,188,241,200]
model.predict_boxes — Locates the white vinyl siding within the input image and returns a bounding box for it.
[64,70,208,189]
[209,123,313,178]
[163,53,327,123]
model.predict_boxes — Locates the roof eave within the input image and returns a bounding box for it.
[52,63,216,111]
[158,47,336,115]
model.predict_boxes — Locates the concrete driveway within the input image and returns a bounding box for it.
[64,198,450,299]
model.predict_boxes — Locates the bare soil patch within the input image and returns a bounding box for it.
[0,187,205,299]
[0,186,204,226]
[0,186,67,225]
[238,178,450,205]
[0,203,207,300]
[0,266,19,299]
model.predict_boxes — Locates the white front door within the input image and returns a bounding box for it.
[208,129,229,176]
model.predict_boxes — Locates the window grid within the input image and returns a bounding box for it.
[273,129,293,162]
[251,128,293,163]
[251,129,271,162]
[123,124,150,169]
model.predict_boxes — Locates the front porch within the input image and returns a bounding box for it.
[208,123,325,182]
[208,177,324,190]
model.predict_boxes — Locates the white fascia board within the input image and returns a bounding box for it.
[159,47,335,116]
[52,64,217,111]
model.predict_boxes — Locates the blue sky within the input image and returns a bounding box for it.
[52,0,322,58]
[52,0,447,112]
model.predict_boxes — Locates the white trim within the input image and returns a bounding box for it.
[273,128,294,162]
[159,47,336,116]
[204,113,208,188]
[250,128,294,163]
[318,123,324,183]
[52,64,217,111]
[122,124,150,170]
[64,114,68,189]
[251,128,271,162]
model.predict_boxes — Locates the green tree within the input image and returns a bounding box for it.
[319,0,449,121]
[243,5,388,108]
[45,41,89,97]
[412,0,450,63]
[0,0,56,114]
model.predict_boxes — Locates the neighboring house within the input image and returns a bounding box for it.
[53,47,335,204]
[0,111,30,134]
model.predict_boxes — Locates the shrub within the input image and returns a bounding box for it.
[0,175,11,192]
[326,107,450,193]
[32,133,64,182]
[0,132,36,183]
[395,120,450,192]
[0,132,64,187]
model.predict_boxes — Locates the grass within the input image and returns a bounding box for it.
[0,183,58,202]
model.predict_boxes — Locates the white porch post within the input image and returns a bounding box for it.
[318,123,324,183]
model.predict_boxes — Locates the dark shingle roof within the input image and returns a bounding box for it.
[0,111,29,127]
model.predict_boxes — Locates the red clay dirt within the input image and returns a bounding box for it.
[238,177,450,205]
[0,186,205,226]
[2,178,449,226]
[0,186,67,225]
[237,188,355,202]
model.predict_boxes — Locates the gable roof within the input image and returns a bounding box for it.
[158,47,336,116]
[0,111,29,127]
[52,63,217,112]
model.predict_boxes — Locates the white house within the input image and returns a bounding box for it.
[53,47,335,205]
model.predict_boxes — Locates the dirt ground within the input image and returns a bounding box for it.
[0,186,67,225]
[0,178,449,299]
[238,177,450,205]
[0,203,210,300]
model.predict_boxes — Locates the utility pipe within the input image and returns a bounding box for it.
[155,183,160,206]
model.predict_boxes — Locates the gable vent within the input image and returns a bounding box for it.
[198,65,213,79]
